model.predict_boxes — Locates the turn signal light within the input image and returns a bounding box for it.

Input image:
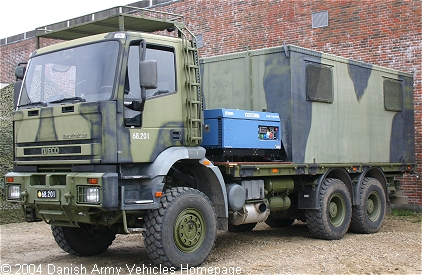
[155,191,163,198]
[6,177,14,183]
[88,178,98,184]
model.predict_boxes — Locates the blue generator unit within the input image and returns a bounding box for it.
[202,109,283,158]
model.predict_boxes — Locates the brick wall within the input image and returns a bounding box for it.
[0,0,420,203]
[155,0,422,204]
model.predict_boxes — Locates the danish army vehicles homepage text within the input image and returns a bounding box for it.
[4,9,415,268]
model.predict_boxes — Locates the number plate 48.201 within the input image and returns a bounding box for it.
[37,190,57,199]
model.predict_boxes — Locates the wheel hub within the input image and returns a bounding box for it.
[367,191,381,221]
[174,208,205,253]
[329,194,346,227]
[329,202,338,218]
[367,199,374,214]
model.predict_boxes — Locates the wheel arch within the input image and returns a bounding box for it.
[143,147,228,230]
[180,160,229,230]
[352,167,388,205]
[323,168,353,200]
[298,168,353,210]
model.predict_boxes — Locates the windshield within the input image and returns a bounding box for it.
[18,41,120,108]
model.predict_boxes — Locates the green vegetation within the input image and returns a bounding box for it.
[0,208,25,225]
[0,84,21,225]
[390,209,422,223]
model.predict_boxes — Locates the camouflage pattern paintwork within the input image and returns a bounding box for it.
[200,45,415,164]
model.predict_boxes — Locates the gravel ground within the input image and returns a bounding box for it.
[0,215,421,275]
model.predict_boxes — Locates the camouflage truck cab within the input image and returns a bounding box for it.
[4,8,416,269]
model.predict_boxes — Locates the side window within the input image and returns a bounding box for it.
[125,44,176,100]
[383,78,402,112]
[145,46,176,98]
[124,44,176,127]
[306,62,333,103]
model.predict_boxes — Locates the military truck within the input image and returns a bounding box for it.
[4,8,416,268]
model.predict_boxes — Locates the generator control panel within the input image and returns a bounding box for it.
[258,126,279,140]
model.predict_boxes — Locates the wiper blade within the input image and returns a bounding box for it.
[17,101,47,108]
[48,97,86,104]
[153,90,170,96]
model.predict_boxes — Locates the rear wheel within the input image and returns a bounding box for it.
[349,177,386,233]
[144,187,217,267]
[51,223,116,256]
[305,178,352,240]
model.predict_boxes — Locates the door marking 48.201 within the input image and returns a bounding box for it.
[132,132,150,140]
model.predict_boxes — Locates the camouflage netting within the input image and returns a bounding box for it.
[0,84,19,209]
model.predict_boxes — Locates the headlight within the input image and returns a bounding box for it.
[7,185,21,200]
[78,186,100,204]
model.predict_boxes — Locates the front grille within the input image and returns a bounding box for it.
[17,139,95,147]
[15,140,99,163]
[17,156,93,161]
[24,146,81,155]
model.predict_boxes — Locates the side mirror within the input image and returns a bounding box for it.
[14,64,26,109]
[139,60,158,90]
[13,81,22,109]
[15,65,26,80]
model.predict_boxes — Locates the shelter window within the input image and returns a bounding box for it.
[306,63,333,103]
[383,78,402,112]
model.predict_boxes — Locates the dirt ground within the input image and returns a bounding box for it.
[0,216,421,275]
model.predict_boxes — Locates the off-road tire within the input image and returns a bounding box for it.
[228,223,257,232]
[305,178,352,240]
[143,187,217,267]
[51,223,116,256]
[265,218,295,228]
[349,177,386,233]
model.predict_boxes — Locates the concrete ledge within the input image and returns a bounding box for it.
[391,204,422,213]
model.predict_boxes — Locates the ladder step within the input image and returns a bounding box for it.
[188,100,201,104]
[187,65,199,69]
[188,82,200,86]
[127,228,146,233]
[189,118,202,122]
[39,210,63,215]
[189,137,202,141]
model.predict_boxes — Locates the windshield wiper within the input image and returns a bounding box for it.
[48,97,86,104]
[17,101,47,108]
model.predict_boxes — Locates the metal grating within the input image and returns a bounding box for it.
[312,11,328,28]
[196,34,204,48]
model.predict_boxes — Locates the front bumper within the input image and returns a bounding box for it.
[4,172,118,223]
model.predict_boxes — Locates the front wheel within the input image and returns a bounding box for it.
[349,177,386,233]
[51,223,116,256]
[305,178,352,240]
[144,187,217,267]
